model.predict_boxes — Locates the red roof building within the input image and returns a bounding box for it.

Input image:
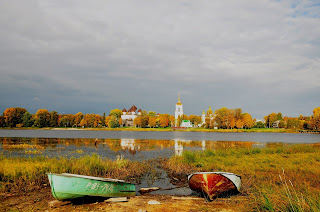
[128,105,137,112]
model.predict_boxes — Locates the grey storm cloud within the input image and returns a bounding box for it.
[0,0,319,118]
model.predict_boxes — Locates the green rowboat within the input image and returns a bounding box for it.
[47,173,136,201]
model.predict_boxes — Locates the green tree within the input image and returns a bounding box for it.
[254,121,265,128]
[277,113,283,121]
[22,112,34,127]
[109,109,122,119]
[101,112,106,127]
[140,111,149,128]
[49,111,59,127]
[108,115,119,128]
[287,117,299,129]
[149,111,157,117]
[0,115,4,127]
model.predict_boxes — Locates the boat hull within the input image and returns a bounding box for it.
[188,172,241,200]
[47,173,136,201]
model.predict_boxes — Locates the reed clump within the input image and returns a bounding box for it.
[0,154,149,193]
[162,144,320,211]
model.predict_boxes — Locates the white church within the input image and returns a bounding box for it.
[174,92,208,127]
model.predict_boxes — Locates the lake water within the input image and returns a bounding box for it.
[1,129,320,160]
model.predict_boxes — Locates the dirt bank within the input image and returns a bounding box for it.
[0,187,246,212]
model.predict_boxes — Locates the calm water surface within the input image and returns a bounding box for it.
[1,129,319,160]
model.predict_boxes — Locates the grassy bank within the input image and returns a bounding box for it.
[0,154,150,193]
[0,127,297,133]
[161,144,320,211]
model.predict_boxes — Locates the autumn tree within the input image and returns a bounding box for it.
[177,114,188,127]
[286,117,299,129]
[34,109,50,127]
[311,107,320,130]
[243,113,253,129]
[149,116,157,128]
[134,116,141,127]
[4,107,27,127]
[159,114,169,128]
[105,116,111,127]
[169,115,175,127]
[236,119,244,129]
[60,115,69,127]
[94,114,101,127]
[74,112,84,127]
[214,107,229,129]
[86,114,96,127]
[119,118,122,126]
[264,113,278,128]
[233,108,243,121]
[230,117,236,129]
[189,115,201,126]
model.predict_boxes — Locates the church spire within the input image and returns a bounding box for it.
[176,92,182,105]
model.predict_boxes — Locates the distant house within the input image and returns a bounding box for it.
[272,120,280,128]
[181,120,193,128]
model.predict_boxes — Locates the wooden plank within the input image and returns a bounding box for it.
[171,196,202,200]
[104,197,128,203]
[48,200,71,208]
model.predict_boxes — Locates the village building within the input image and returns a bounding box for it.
[174,92,184,126]
[121,105,142,127]
[201,110,206,125]
[181,120,193,128]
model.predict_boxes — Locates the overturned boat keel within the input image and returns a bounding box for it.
[188,172,241,201]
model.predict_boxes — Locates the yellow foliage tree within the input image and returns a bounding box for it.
[236,119,244,129]
[312,107,320,130]
[149,116,156,128]
[243,113,253,129]
[105,116,111,127]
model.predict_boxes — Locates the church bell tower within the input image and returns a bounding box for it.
[175,92,184,126]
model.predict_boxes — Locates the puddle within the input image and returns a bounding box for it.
[136,168,192,196]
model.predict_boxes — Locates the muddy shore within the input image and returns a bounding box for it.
[0,187,245,212]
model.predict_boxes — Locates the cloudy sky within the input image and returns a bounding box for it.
[0,0,319,119]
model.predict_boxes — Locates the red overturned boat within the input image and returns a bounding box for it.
[188,172,241,201]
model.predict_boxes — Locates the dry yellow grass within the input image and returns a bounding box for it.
[162,144,320,211]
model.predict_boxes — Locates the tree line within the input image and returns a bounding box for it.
[0,107,319,130]
[263,107,320,130]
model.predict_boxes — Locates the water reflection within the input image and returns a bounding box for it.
[174,140,183,156]
[1,137,319,160]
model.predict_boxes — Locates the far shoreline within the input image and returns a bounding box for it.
[0,127,300,133]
